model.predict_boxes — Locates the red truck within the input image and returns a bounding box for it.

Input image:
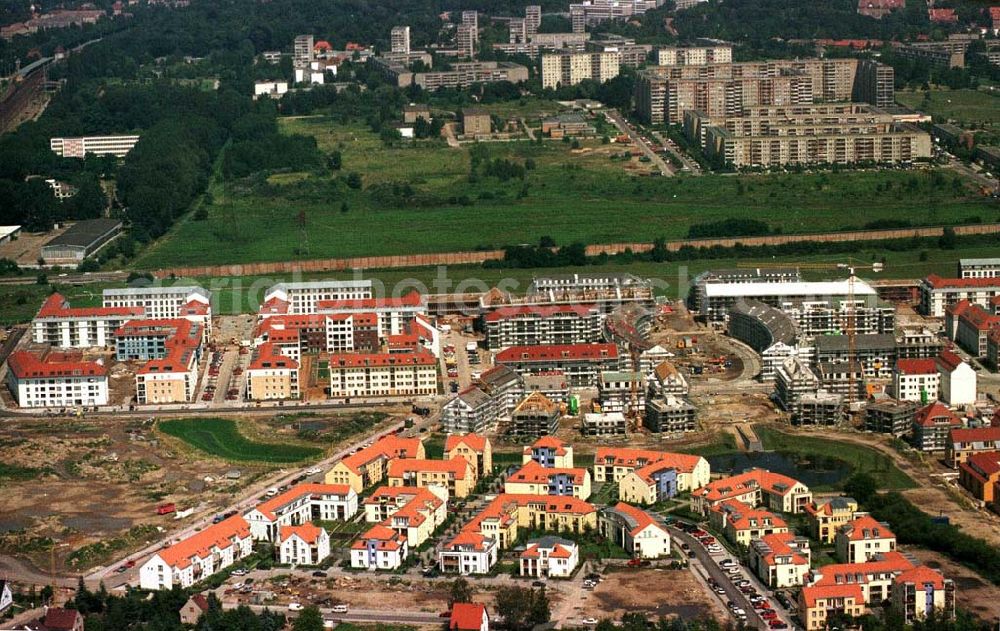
[156,503,176,515]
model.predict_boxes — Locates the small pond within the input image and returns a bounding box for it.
[707,450,852,489]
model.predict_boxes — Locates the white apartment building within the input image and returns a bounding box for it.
[391,26,411,54]
[439,532,499,575]
[482,304,601,350]
[442,387,499,434]
[351,524,408,570]
[50,135,141,158]
[958,258,1000,279]
[102,286,212,335]
[6,351,109,408]
[139,516,253,590]
[919,274,1000,317]
[519,536,579,578]
[541,51,620,88]
[244,484,358,542]
[277,524,330,565]
[599,502,671,559]
[937,351,977,406]
[260,280,373,315]
[328,352,438,398]
[32,292,144,348]
[892,359,940,403]
[835,514,896,563]
[655,45,732,66]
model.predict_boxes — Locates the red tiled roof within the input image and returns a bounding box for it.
[913,402,961,428]
[352,524,405,550]
[812,551,913,587]
[958,305,1000,331]
[496,343,618,363]
[450,603,486,631]
[253,484,353,521]
[946,299,972,317]
[935,350,965,373]
[756,532,808,566]
[524,435,569,455]
[950,426,1000,444]
[329,351,437,368]
[800,584,864,608]
[445,433,489,453]
[896,358,937,375]
[694,468,804,502]
[314,40,332,50]
[7,350,107,379]
[444,531,494,551]
[712,499,788,531]
[611,501,666,537]
[247,342,298,370]
[483,303,597,322]
[894,565,947,589]
[157,516,250,569]
[42,608,82,631]
[388,457,471,480]
[595,447,704,474]
[507,460,587,485]
[339,435,423,474]
[929,7,957,21]
[280,523,324,545]
[924,274,1000,289]
[37,292,144,319]
[317,290,423,311]
[960,451,1000,482]
[839,514,895,542]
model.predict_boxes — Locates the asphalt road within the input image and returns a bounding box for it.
[666,524,797,631]
[604,109,673,176]
[84,418,410,589]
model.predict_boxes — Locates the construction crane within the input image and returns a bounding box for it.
[736,260,884,409]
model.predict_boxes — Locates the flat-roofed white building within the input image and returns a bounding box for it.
[700,279,878,321]
[261,280,373,315]
[50,135,141,158]
[102,286,212,337]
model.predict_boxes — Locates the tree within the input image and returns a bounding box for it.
[494,586,549,630]
[449,577,474,606]
[844,472,877,504]
[938,226,957,250]
[346,172,362,189]
[529,587,550,625]
[328,150,342,170]
[292,606,324,631]
[69,173,108,220]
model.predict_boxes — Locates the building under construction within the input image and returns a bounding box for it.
[644,395,697,433]
[774,357,845,425]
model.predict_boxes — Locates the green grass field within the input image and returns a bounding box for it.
[756,427,915,491]
[131,115,997,270]
[896,88,1000,128]
[158,418,322,463]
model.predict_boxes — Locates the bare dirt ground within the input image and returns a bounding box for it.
[0,416,268,573]
[580,567,719,621]
[907,548,1000,622]
[0,227,68,266]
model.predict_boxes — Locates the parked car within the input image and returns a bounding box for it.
[287,603,303,611]
[332,604,348,614]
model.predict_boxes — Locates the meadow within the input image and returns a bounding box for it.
[895,88,1000,128]
[131,115,997,270]
[158,418,322,463]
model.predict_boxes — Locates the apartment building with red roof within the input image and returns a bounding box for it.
[593,447,711,494]
[32,292,144,348]
[799,584,866,630]
[709,499,789,546]
[920,274,1000,317]
[946,426,1000,468]
[958,451,1000,502]
[495,343,620,387]
[350,523,408,570]
[835,514,896,563]
[936,350,977,406]
[460,494,598,552]
[519,536,579,578]
[245,343,300,401]
[912,402,962,452]
[439,531,499,575]
[387,457,476,498]
[504,460,592,499]
[316,290,425,337]
[748,531,811,588]
[244,483,357,541]
[328,351,438,398]
[6,350,109,408]
[324,434,425,492]
[891,566,956,623]
[363,485,448,548]
[892,358,939,403]
[522,435,574,468]
[955,304,1000,358]
[692,468,812,515]
[804,496,860,543]
[598,502,671,559]
[102,285,211,337]
[989,327,1000,371]
[115,318,204,405]
[139,516,253,590]
[810,550,913,604]
[445,433,493,478]
[277,523,330,565]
